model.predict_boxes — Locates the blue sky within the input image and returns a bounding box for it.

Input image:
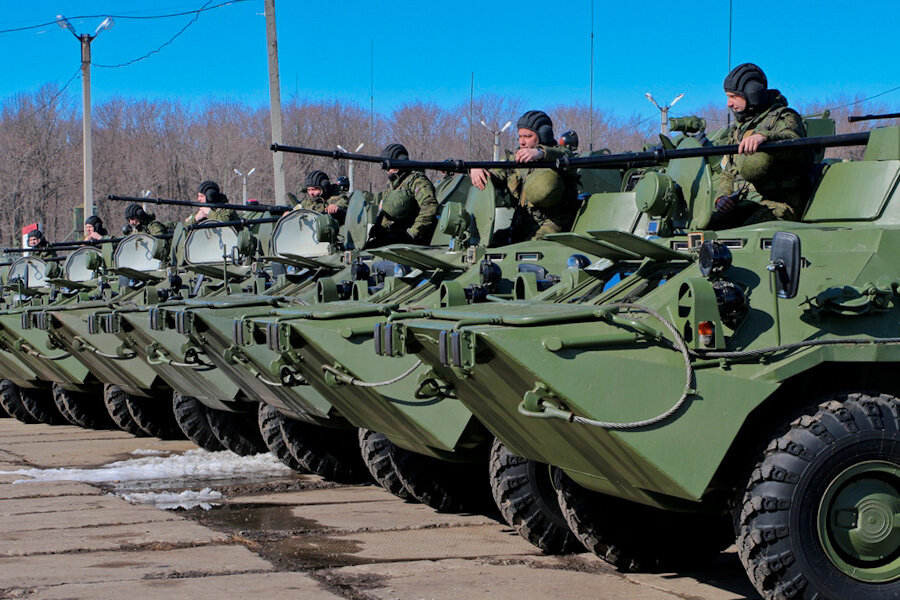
[1,0,898,119]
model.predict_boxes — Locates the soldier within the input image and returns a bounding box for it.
[26,230,56,260]
[370,143,438,245]
[83,215,107,241]
[709,63,811,229]
[295,170,349,224]
[470,110,579,241]
[185,180,239,225]
[558,130,579,152]
[124,204,168,237]
[335,176,351,194]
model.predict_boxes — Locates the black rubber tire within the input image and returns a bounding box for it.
[555,468,733,572]
[359,429,415,501]
[389,444,493,513]
[52,383,114,430]
[736,392,900,600]
[257,404,305,471]
[173,392,224,452]
[280,417,371,484]
[0,380,38,424]
[125,389,185,440]
[18,385,67,425]
[205,405,268,456]
[489,439,583,554]
[103,384,148,437]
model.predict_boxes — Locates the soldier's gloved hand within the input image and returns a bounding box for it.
[738,133,765,155]
[470,168,489,190]
[715,195,737,214]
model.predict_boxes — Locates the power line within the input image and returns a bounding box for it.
[826,85,900,111]
[94,0,214,68]
[6,67,81,122]
[0,0,252,36]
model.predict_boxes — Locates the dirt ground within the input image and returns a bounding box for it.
[0,419,760,599]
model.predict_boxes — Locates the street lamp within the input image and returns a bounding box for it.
[336,143,364,192]
[479,120,512,161]
[57,14,114,218]
[645,92,684,135]
[233,168,256,204]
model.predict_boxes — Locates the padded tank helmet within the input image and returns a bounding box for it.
[723,63,768,109]
[197,180,225,204]
[558,130,579,151]
[517,110,555,146]
[304,170,331,191]
[124,203,148,222]
[381,143,410,162]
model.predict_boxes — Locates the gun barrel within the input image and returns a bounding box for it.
[559,132,871,169]
[848,112,900,123]
[106,195,289,214]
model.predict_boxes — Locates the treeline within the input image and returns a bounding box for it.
[0,84,894,245]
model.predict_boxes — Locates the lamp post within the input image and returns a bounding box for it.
[645,92,684,135]
[233,168,256,204]
[336,143,364,191]
[479,120,512,161]
[56,15,114,219]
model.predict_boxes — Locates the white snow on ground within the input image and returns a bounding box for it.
[122,487,223,510]
[0,449,293,485]
[129,448,171,456]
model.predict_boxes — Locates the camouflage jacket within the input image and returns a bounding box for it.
[134,220,168,236]
[716,91,809,200]
[295,192,350,222]
[380,170,438,243]
[489,144,579,223]
[185,206,240,226]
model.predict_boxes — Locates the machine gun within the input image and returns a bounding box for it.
[848,112,900,123]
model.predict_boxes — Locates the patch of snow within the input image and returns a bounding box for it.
[129,449,171,456]
[122,487,223,510]
[1,449,293,485]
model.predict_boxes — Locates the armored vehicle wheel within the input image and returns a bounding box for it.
[125,390,184,440]
[0,380,38,424]
[358,429,415,501]
[52,383,114,430]
[389,444,492,514]
[555,469,732,572]
[280,418,371,484]
[257,404,304,471]
[103,384,148,436]
[172,392,224,452]
[490,439,583,554]
[19,386,67,425]
[736,392,900,600]
[205,406,267,456]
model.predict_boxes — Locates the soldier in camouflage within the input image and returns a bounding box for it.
[470,110,579,241]
[370,143,438,245]
[83,215,108,241]
[26,230,56,261]
[295,170,349,224]
[185,180,240,226]
[709,63,812,229]
[124,204,168,237]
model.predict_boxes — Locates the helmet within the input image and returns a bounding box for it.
[516,110,555,145]
[198,180,225,204]
[335,176,350,192]
[723,63,768,109]
[523,169,564,209]
[84,215,107,236]
[558,130,579,151]
[380,143,410,161]
[304,170,330,191]
[124,203,148,221]
[27,229,44,244]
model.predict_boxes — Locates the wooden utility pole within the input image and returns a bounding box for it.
[264,0,286,205]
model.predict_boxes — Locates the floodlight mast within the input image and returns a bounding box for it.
[56,14,114,218]
[480,120,513,161]
[233,168,257,204]
[645,92,685,135]
[336,144,365,192]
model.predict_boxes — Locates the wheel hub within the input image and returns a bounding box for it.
[818,461,900,582]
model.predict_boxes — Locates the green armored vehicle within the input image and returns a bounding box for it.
[383,125,900,598]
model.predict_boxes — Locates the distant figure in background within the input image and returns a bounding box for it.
[83,216,107,241]
[558,130,579,152]
[335,176,351,194]
[185,180,239,225]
